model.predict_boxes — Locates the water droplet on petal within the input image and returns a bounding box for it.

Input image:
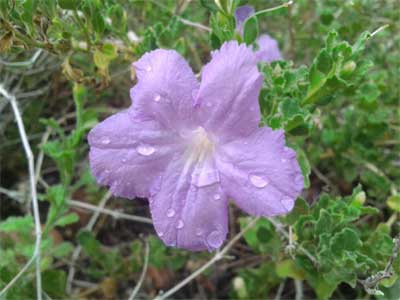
[213,194,221,200]
[158,231,164,237]
[191,170,220,187]
[146,65,152,72]
[281,196,294,211]
[176,220,184,229]
[196,229,202,236]
[136,144,155,156]
[281,158,287,163]
[121,157,127,163]
[167,240,176,247]
[102,137,111,145]
[249,175,268,188]
[294,174,303,186]
[154,94,161,102]
[207,230,223,248]
[166,208,175,218]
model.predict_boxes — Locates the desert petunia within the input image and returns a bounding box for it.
[235,5,283,63]
[88,41,303,251]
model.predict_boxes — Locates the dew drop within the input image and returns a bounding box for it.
[121,157,127,163]
[207,230,223,248]
[154,94,161,102]
[176,220,184,229]
[146,65,152,72]
[101,137,111,145]
[195,229,202,236]
[213,194,221,200]
[166,208,175,218]
[294,174,304,186]
[158,231,164,237]
[281,196,294,211]
[167,240,176,247]
[136,144,155,156]
[191,170,220,188]
[249,175,268,188]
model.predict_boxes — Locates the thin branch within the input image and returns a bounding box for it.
[0,186,24,203]
[155,217,260,300]
[0,50,42,67]
[268,217,318,265]
[66,191,112,294]
[128,240,150,300]
[370,24,389,37]
[177,17,211,32]
[253,0,293,18]
[360,233,400,295]
[0,86,42,300]
[68,199,153,224]
[274,279,286,300]
[295,279,303,300]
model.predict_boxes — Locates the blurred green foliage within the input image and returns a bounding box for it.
[0,0,399,299]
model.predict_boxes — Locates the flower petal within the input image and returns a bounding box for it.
[216,127,303,216]
[130,49,199,130]
[150,155,228,251]
[88,111,183,199]
[194,41,263,143]
[235,5,255,34]
[255,34,282,63]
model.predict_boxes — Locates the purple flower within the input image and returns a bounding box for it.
[88,41,303,251]
[235,5,283,63]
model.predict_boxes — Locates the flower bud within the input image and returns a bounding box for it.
[341,60,357,77]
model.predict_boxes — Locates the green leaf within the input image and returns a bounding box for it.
[315,209,333,236]
[57,0,81,10]
[330,228,361,255]
[296,148,311,188]
[94,43,118,71]
[243,16,258,45]
[387,195,400,212]
[54,213,79,227]
[200,0,219,12]
[108,5,127,33]
[21,0,37,29]
[276,259,305,280]
[47,185,66,207]
[77,230,102,259]
[0,216,33,233]
[51,242,74,258]
[240,218,281,255]
[316,49,333,74]
[73,83,87,129]
[92,8,105,35]
[42,270,67,298]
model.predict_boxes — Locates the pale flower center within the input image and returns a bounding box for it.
[181,127,219,188]
[187,126,214,161]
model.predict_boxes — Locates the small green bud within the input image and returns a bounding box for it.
[341,60,357,76]
[355,191,366,204]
